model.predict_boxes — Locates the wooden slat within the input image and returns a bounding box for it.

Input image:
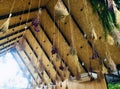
[0,37,22,49]
[0,45,14,54]
[62,0,120,64]
[0,30,25,45]
[31,25,70,80]
[16,46,44,86]
[39,10,85,76]
[0,0,49,16]
[0,10,38,27]
[0,22,31,38]
[25,29,61,82]
[22,38,52,84]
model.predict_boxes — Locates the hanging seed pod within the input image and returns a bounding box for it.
[0,13,12,33]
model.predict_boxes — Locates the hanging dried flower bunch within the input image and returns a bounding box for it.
[54,0,69,20]
[0,13,12,33]
[32,16,40,32]
[38,59,44,73]
[51,45,58,55]
[18,35,26,51]
[90,0,120,45]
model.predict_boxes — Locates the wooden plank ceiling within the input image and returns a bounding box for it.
[0,0,119,88]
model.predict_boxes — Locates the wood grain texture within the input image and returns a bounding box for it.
[0,0,49,16]
[62,0,120,65]
[39,9,85,76]
[25,29,62,82]
[31,25,70,81]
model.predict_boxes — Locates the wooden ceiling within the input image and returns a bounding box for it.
[0,0,120,88]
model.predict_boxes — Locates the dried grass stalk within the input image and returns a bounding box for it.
[112,27,120,45]
[0,13,12,33]
[105,52,117,72]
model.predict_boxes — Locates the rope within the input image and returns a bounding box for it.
[23,0,32,36]
[9,0,16,14]
[53,0,56,46]
[67,0,75,50]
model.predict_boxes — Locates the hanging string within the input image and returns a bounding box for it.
[23,0,32,36]
[32,0,41,32]
[51,0,58,56]
[84,0,97,40]
[15,0,27,51]
[68,0,76,55]
[0,0,16,33]
[68,0,81,78]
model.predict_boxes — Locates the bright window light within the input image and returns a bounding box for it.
[0,52,29,89]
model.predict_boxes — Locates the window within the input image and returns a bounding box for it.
[0,51,29,89]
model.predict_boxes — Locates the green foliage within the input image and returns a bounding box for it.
[108,83,120,89]
[89,0,120,37]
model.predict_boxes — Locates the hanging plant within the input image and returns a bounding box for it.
[18,36,26,51]
[32,16,40,32]
[90,0,120,45]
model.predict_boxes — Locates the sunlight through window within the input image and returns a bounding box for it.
[0,52,29,89]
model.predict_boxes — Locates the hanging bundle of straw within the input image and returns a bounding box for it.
[104,52,117,72]
[112,26,120,45]
[55,0,69,20]
[0,13,12,33]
